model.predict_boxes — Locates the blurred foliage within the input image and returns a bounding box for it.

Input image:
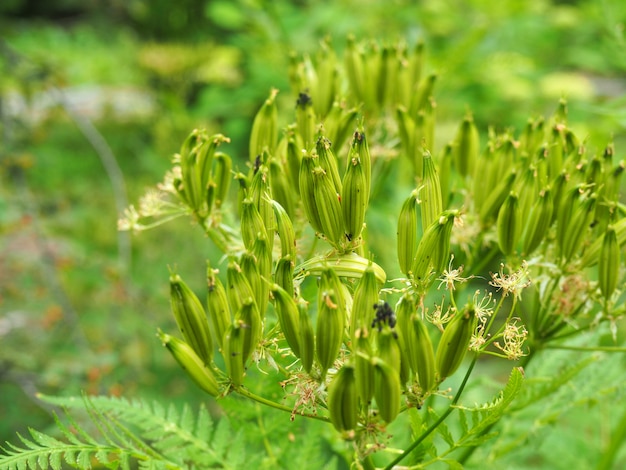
[1,0,626,466]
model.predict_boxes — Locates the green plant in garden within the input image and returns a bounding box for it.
[3,37,626,469]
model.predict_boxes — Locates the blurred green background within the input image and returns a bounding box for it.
[1,0,626,467]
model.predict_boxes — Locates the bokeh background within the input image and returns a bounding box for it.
[2,0,626,467]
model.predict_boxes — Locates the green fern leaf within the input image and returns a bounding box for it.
[194,404,213,443]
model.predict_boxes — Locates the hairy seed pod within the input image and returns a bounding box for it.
[521,188,554,256]
[223,322,246,387]
[206,263,231,350]
[373,357,402,424]
[297,298,315,374]
[342,154,368,243]
[170,273,213,364]
[270,283,302,358]
[327,363,359,433]
[295,252,387,285]
[397,190,419,276]
[212,152,232,209]
[436,304,477,381]
[599,225,620,299]
[421,150,443,231]
[354,328,375,405]
[350,265,380,340]
[158,331,220,397]
[454,114,480,177]
[249,89,278,161]
[497,192,521,257]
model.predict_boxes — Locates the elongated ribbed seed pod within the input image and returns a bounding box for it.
[212,152,232,209]
[373,357,401,424]
[521,188,554,256]
[497,192,521,257]
[435,304,477,381]
[158,331,220,397]
[560,193,597,263]
[251,234,272,317]
[316,269,347,378]
[376,327,402,380]
[453,114,480,178]
[239,252,264,319]
[249,161,276,236]
[327,364,359,433]
[241,198,268,251]
[344,35,365,103]
[274,255,295,298]
[421,150,443,231]
[297,298,315,374]
[234,297,262,365]
[354,328,375,406]
[170,273,213,364]
[206,263,231,350]
[581,217,626,268]
[223,322,246,387]
[299,150,325,234]
[312,166,346,246]
[342,154,368,243]
[296,91,316,150]
[409,315,436,394]
[397,190,419,276]
[270,283,302,358]
[599,225,620,299]
[411,211,456,284]
[269,159,296,220]
[316,136,342,194]
[350,265,379,340]
[479,170,517,226]
[272,200,297,260]
[249,88,278,161]
[226,260,257,314]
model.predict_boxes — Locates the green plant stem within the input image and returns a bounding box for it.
[383,354,478,470]
[234,386,330,423]
[544,344,626,352]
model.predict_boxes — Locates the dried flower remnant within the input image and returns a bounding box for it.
[494,318,528,360]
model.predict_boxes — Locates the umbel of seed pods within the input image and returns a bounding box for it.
[155,38,626,437]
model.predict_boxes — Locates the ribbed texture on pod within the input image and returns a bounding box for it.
[295,252,387,285]
[249,88,278,161]
[497,192,521,257]
[269,159,296,220]
[376,328,402,380]
[350,265,380,340]
[296,91,316,150]
[409,315,437,394]
[599,225,620,299]
[159,331,220,397]
[272,200,297,261]
[354,328,375,405]
[435,305,477,381]
[206,263,231,351]
[342,153,368,243]
[241,198,268,251]
[312,165,345,246]
[249,160,276,237]
[316,269,347,378]
[271,283,302,358]
[297,298,315,374]
[299,150,325,234]
[397,190,419,276]
[316,136,343,195]
[234,297,262,366]
[373,357,401,424]
[421,150,443,231]
[454,114,479,177]
[521,188,554,256]
[223,322,246,387]
[226,261,257,314]
[170,273,213,364]
[560,192,597,263]
[212,152,232,209]
[327,364,359,433]
[411,210,456,284]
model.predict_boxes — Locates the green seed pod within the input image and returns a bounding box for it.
[397,190,419,276]
[212,152,232,209]
[350,265,380,340]
[376,45,392,108]
[240,252,264,319]
[312,165,346,247]
[298,298,315,374]
[560,193,597,263]
[324,101,359,154]
[479,169,517,226]
[206,263,232,351]
[421,150,443,231]
[581,217,626,268]
[241,198,268,251]
[272,200,297,261]
[342,153,368,243]
[295,252,387,285]
[269,159,296,220]
[299,150,325,234]
[411,210,456,284]
[407,41,425,94]
[274,255,295,298]
[354,328,375,406]
[351,130,372,200]
[223,321,246,387]
[435,304,477,381]
[285,127,303,195]
[410,73,437,118]
[344,35,365,103]
[170,273,213,364]
[234,297,263,366]
[599,225,620,299]
[270,283,302,358]
[296,91,317,150]
[409,314,437,395]
[521,188,554,256]
[316,269,347,378]
[251,233,273,317]
[313,38,338,118]
[373,357,402,424]
[497,192,521,257]
[249,160,276,237]
[158,331,220,397]
[316,136,343,195]
[249,88,278,161]
[453,114,480,178]
[515,165,539,224]
[376,327,402,380]
[363,41,381,112]
[226,260,257,314]
[327,363,359,433]
[395,105,416,171]
[438,143,453,209]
